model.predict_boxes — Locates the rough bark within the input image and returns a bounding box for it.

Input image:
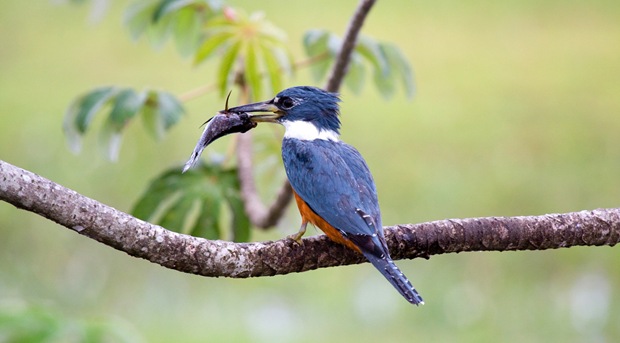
[1,160,617,278]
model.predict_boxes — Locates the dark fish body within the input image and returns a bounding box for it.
[183,111,256,172]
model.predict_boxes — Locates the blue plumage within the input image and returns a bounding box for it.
[282,137,423,305]
[226,86,424,305]
[274,86,342,134]
[282,138,381,239]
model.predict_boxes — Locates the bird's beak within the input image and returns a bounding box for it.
[227,100,282,123]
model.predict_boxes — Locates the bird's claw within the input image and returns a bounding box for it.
[287,232,305,245]
[287,221,308,245]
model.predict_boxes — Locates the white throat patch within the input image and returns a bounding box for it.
[282,120,340,141]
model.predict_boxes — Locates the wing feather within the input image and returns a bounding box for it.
[281,138,381,237]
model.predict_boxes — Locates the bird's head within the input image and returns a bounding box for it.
[228,86,341,139]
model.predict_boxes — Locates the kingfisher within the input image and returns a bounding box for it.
[228,86,424,305]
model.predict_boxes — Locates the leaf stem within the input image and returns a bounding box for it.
[178,83,217,102]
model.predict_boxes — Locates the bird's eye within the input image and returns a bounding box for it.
[279,97,295,109]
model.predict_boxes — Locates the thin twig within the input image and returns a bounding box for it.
[324,0,376,92]
[295,51,330,69]
[178,83,217,102]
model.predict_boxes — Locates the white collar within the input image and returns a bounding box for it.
[282,120,340,142]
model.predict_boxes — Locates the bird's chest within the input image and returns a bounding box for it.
[281,138,340,173]
[282,139,316,168]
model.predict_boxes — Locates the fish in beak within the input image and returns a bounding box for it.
[227,100,283,123]
[182,111,256,172]
[183,94,287,172]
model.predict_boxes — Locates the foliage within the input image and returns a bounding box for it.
[61,0,414,242]
[63,86,184,161]
[124,0,222,56]
[124,0,292,100]
[132,163,250,241]
[303,29,415,98]
[4,1,619,341]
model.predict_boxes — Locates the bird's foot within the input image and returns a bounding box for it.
[287,222,307,245]
[287,231,305,245]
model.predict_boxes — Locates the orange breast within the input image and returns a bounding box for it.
[293,191,361,253]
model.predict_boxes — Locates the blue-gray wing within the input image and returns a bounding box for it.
[281,138,382,237]
[282,138,424,305]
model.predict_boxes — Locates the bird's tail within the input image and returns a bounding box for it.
[363,252,424,305]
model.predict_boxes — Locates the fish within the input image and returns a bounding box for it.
[183,110,256,173]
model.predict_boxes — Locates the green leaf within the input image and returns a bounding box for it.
[140,90,164,139]
[373,66,396,99]
[217,40,242,96]
[63,86,183,160]
[244,40,262,101]
[63,86,117,153]
[224,182,250,242]
[259,42,283,94]
[194,31,235,65]
[124,0,158,40]
[195,9,292,95]
[152,0,195,22]
[156,90,185,129]
[303,29,336,82]
[172,6,201,56]
[97,88,146,160]
[381,43,415,98]
[303,29,328,56]
[142,90,184,141]
[344,55,365,95]
[108,88,146,130]
[253,16,287,45]
[132,164,250,240]
[99,88,145,160]
[305,31,415,99]
[98,117,123,161]
[132,175,176,222]
[326,33,342,55]
[203,15,234,31]
[147,9,175,49]
[203,0,223,12]
[70,86,118,134]
[370,43,415,99]
[309,57,332,83]
[125,0,222,54]
[191,197,221,239]
[159,195,198,234]
[356,36,389,75]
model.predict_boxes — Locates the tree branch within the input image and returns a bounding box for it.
[2,160,618,278]
[324,0,376,92]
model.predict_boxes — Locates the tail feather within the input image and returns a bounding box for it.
[363,252,424,306]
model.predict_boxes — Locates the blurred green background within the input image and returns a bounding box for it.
[1,0,619,342]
